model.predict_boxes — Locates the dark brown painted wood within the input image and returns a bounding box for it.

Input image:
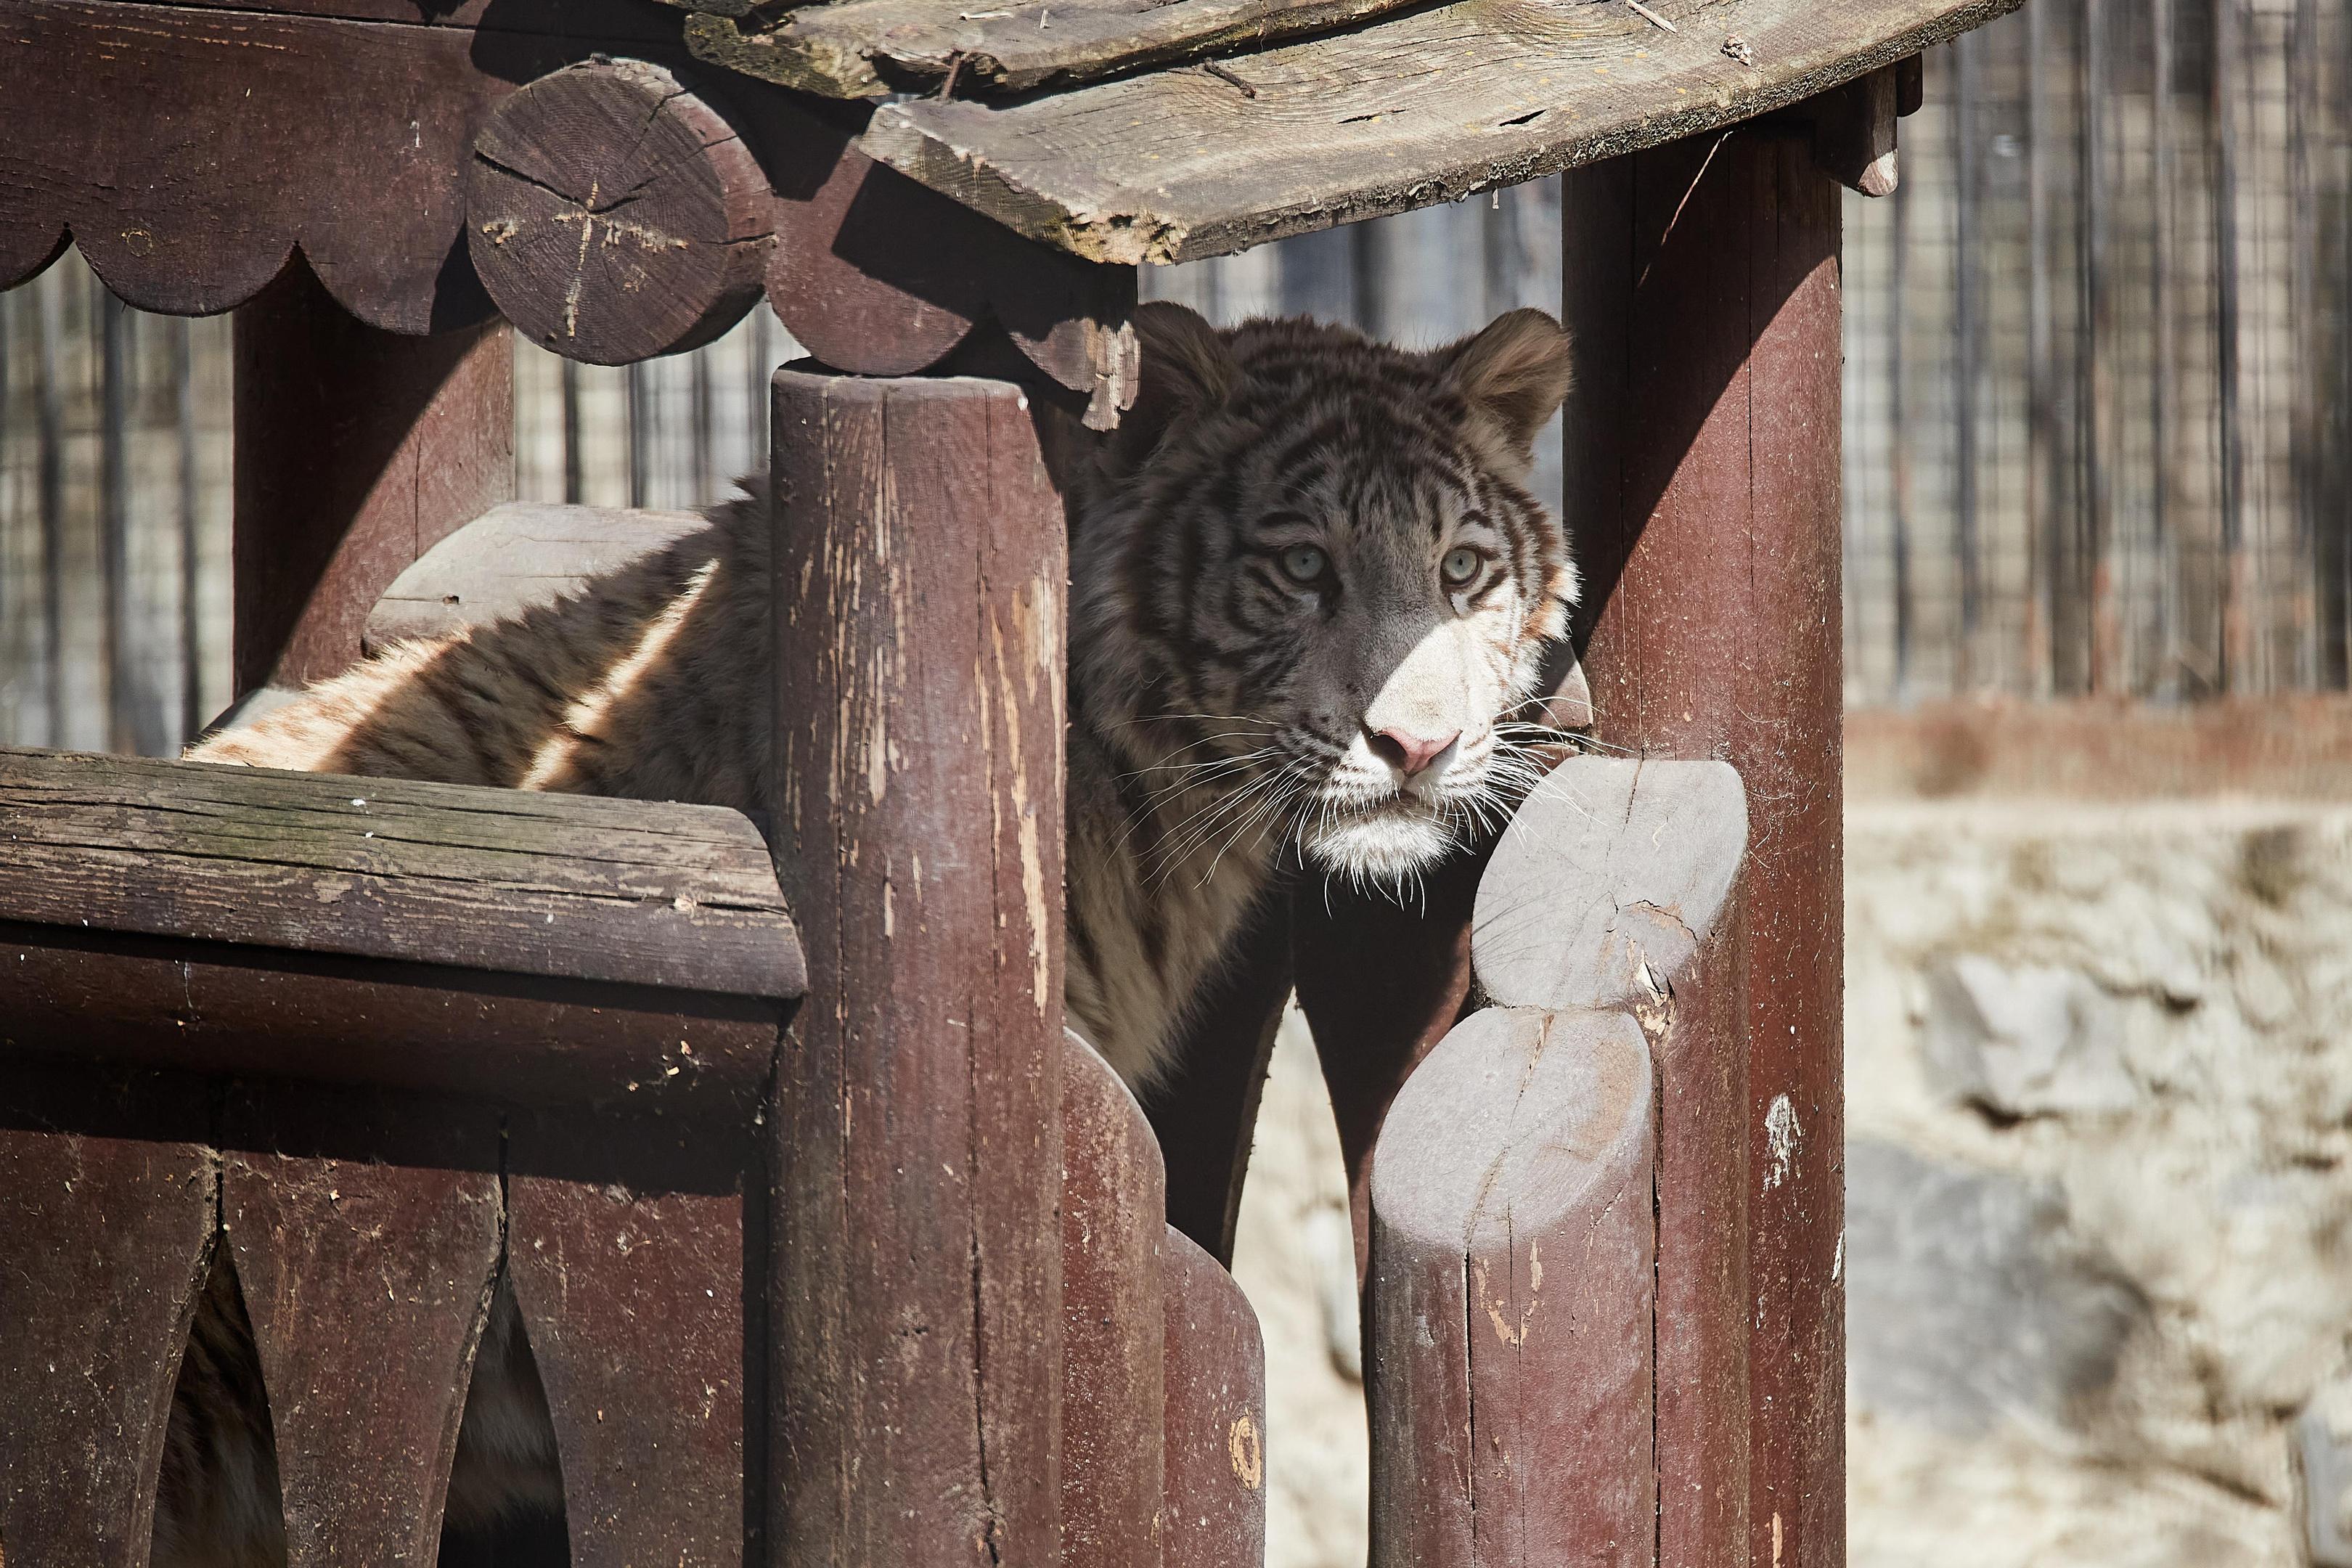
[0,748,800,1000]
[1063,1033,1167,1568]
[507,1110,751,1568]
[1471,756,1752,1568]
[0,1,658,330]
[1810,64,1900,195]
[1161,1229,1267,1568]
[0,1094,216,1567]
[857,0,2025,263]
[364,503,712,655]
[219,1089,504,1568]
[233,261,514,693]
[1562,126,1845,1568]
[1366,1006,1656,1568]
[467,58,772,366]
[1144,895,1291,1265]
[767,370,1067,1568]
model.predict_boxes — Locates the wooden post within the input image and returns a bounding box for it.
[766,369,1067,1568]
[233,259,513,695]
[1562,127,1845,1568]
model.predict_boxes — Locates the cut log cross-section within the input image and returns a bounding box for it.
[466,57,773,366]
[1363,756,1751,1568]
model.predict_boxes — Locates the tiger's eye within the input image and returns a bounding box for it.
[1280,545,1328,584]
[1442,547,1482,587]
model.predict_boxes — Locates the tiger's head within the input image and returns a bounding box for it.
[1071,303,1577,889]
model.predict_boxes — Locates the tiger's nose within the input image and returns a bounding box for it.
[1365,725,1460,779]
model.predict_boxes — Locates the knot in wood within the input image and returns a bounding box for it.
[465,59,772,365]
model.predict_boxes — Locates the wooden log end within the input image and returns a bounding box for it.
[1471,756,1747,1013]
[466,59,772,364]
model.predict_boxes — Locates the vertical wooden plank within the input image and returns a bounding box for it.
[1563,126,1844,1568]
[219,1089,503,1568]
[508,1110,752,1568]
[33,264,65,743]
[1063,1034,1167,1568]
[0,1077,216,1568]
[1161,1229,1266,1568]
[232,259,513,693]
[768,369,1066,1568]
[1367,1008,1657,1568]
[2213,0,2250,692]
[97,279,144,753]
[1951,32,1980,690]
[2151,0,2182,697]
[2081,0,2118,693]
[171,314,203,741]
[2025,0,2061,695]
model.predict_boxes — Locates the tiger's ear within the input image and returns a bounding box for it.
[1438,309,1573,475]
[1109,301,1236,473]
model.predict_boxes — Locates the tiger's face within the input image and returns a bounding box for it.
[1072,304,1577,889]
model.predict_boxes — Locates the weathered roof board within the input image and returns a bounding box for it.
[850,0,2026,263]
[679,0,1432,99]
[658,0,2021,266]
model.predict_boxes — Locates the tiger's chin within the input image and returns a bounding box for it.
[1297,796,1459,886]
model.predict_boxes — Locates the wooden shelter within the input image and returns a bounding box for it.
[0,0,2017,1564]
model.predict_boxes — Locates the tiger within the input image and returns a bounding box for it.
[160,300,1577,1564]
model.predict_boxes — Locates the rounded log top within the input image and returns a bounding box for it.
[465,58,772,365]
[1368,1007,1653,1248]
[1471,755,1748,1013]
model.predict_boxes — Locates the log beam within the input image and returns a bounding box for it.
[1563,125,1845,1568]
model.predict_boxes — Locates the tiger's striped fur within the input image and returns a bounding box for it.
[160,303,1574,1565]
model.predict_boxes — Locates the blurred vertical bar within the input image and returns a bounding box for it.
[560,356,584,505]
[2212,0,2247,692]
[691,339,714,502]
[2290,0,2327,685]
[1890,89,1915,698]
[749,304,775,464]
[625,360,649,510]
[1278,225,1358,322]
[34,268,65,745]
[2026,0,2059,694]
[1953,31,1982,690]
[97,277,134,753]
[2081,0,2116,693]
[2151,0,2181,697]
[171,316,201,742]
[2340,0,2352,688]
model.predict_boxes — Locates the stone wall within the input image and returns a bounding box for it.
[1228,788,2352,1566]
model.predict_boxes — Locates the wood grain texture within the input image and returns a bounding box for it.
[1564,128,1844,1568]
[0,747,801,1000]
[1809,62,1901,195]
[766,370,1067,1568]
[219,1091,504,1568]
[0,1116,216,1568]
[1366,1006,1655,1568]
[1160,1229,1266,1568]
[1470,756,1747,1014]
[750,91,1138,417]
[234,261,514,693]
[0,1,663,330]
[1063,1033,1168,1568]
[508,1112,749,1568]
[364,503,713,655]
[856,0,2024,263]
[682,0,1426,99]
[467,58,772,364]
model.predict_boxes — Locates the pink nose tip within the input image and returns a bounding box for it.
[1367,726,1460,777]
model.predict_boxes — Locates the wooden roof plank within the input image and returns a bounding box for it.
[681,0,1429,99]
[856,0,2026,263]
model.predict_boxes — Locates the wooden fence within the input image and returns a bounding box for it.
[6,0,2349,750]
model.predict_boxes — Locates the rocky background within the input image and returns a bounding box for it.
[1230,730,2352,1567]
